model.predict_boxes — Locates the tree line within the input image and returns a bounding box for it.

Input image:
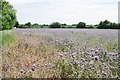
[15,21,120,29]
[1,0,120,30]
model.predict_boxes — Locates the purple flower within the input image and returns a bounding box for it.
[89,60,94,65]
[32,64,36,68]
[19,69,24,73]
[93,56,100,61]
[29,69,32,73]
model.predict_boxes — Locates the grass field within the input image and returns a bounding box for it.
[2,28,119,78]
[0,30,16,47]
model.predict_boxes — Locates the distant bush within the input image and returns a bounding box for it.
[67,25,76,28]
[98,20,111,29]
[32,23,41,28]
[32,24,49,28]
[18,22,32,28]
[15,20,120,29]
[49,22,61,28]
[76,22,86,28]
[86,25,96,29]
[25,22,32,28]
[72,24,77,26]
[97,20,119,29]
[14,21,19,28]
[118,23,120,29]
[110,23,120,29]
[61,24,67,28]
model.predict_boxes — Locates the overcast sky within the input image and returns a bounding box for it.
[6,0,119,24]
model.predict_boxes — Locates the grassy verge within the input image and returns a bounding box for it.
[0,30,16,47]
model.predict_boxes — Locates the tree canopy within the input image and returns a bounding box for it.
[76,22,86,28]
[1,0,17,30]
[49,22,61,28]
[98,20,120,29]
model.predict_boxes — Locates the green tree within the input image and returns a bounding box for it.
[14,21,19,28]
[32,23,39,28]
[61,23,67,28]
[98,20,111,29]
[76,22,86,28]
[1,0,17,30]
[117,23,120,29]
[33,23,39,26]
[87,24,94,29]
[25,22,32,28]
[49,22,61,28]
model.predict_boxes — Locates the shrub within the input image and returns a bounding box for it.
[61,24,67,28]
[25,22,32,28]
[97,20,120,29]
[98,20,111,29]
[14,21,19,28]
[49,22,61,28]
[76,22,86,28]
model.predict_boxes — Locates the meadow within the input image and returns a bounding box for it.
[2,28,119,78]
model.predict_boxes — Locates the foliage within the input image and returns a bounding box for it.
[76,22,86,28]
[20,21,120,29]
[61,23,67,28]
[98,20,119,29]
[86,25,95,29]
[17,21,120,29]
[25,22,32,28]
[66,25,76,28]
[1,0,17,30]
[32,23,39,28]
[49,22,61,28]
[18,22,32,28]
[32,23,49,28]
[14,21,19,28]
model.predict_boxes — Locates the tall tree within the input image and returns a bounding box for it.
[1,0,17,30]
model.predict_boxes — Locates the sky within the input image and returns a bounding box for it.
[6,0,119,25]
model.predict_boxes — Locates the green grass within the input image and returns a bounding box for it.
[104,39,118,52]
[0,30,16,46]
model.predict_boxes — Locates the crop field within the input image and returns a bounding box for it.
[2,29,119,78]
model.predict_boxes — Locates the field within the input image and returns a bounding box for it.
[2,29,119,78]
